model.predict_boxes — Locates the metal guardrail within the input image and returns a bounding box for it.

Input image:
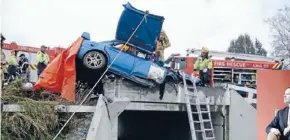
[223,84,257,104]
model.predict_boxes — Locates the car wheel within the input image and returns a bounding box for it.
[83,51,107,70]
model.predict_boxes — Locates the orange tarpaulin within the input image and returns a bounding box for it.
[33,37,84,101]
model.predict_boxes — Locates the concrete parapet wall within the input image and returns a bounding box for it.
[103,79,230,106]
[229,90,256,140]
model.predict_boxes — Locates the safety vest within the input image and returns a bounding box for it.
[8,55,18,66]
[194,57,213,70]
[36,51,49,64]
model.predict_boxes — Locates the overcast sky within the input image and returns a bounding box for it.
[1,0,290,57]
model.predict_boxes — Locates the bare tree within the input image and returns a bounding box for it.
[266,6,290,69]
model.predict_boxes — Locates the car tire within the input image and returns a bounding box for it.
[83,51,107,70]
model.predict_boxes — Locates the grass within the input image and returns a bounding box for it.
[1,79,75,140]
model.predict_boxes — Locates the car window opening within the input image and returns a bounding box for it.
[136,51,146,59]
[115,44,135,54]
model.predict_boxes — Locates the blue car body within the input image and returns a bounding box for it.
[77,3,195,87]
[116,2,164,54]
[77,32,197,87]
[77,33,168,87]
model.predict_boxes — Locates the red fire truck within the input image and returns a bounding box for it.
[166,49,283,88]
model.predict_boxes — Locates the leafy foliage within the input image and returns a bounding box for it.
[1,80,72,140]
[227,34,267,56]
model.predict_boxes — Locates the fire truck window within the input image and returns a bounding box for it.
[180,58,186,69]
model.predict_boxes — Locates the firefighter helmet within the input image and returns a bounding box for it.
[201,47,209,53]
[11,50,18,56]
[41,45,47,49]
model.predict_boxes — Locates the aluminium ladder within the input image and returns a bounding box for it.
[182,72,215,140]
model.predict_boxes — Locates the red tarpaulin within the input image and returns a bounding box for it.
[33,37,84,101]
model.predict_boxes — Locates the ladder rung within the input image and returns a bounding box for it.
[193,119,211,123]
[194,129,214,132]
[192,111,210,114]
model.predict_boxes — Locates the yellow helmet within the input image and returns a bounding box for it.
[201,47,209,53]
[11,50,18,56]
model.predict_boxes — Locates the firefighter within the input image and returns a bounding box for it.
[36,45,49,77]
[7,50,18,81]
[194,47,213,87]
[155,29,171,61]
[19,54,29,73]
[18,53,29,80]
[1,34,8,81]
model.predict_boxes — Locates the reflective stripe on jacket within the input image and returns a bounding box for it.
[36,51,49,64]
[194,57,213,70]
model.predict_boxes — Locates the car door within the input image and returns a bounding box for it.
[104,44,135,75]
[131,51,167,84]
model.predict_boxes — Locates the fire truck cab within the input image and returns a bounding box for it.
[165,49,283,88]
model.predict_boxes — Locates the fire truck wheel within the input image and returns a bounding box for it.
[83,51,107,70]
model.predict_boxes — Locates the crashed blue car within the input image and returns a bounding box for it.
[77,37,169,87]
[77,2,193,87]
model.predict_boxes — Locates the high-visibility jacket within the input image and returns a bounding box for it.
[36,51,49,64]
[1,50,7,73]
[155,30,170,61]
[194,57,213,70]
[8,55,18,66]
[1,64,7,73]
